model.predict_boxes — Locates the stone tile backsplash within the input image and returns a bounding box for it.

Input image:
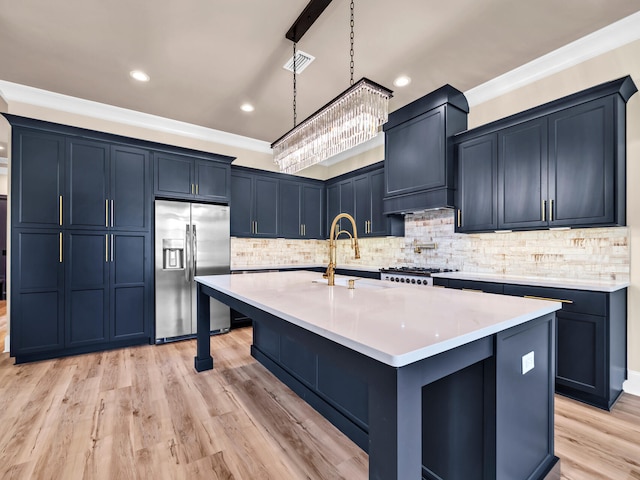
[231,209,629,282]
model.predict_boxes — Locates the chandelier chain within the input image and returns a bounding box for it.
[293,42,297,127]
[350,0,354,86]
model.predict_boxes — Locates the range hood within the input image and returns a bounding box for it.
[382,85,469,215]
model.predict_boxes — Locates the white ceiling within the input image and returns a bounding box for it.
[1,0,639,145]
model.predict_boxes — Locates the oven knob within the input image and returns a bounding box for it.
[411,279,416,284]
[400,278,405,283]
[417,279,422,285]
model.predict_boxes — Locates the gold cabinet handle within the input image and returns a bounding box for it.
[59,232,63,263]
[110,234,114,262]
[191,184,195,195]
[457,209,462,228]
[105,199,109,227]
[542,200,546,222]
[59,196,63,226]
[254,221,258,234]
[196,184,199,195]
[524,295,573,304]
[111,200,114,227]
[550,199,554,221]
[105,234,109,262]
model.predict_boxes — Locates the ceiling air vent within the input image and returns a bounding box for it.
[283,51,315,74]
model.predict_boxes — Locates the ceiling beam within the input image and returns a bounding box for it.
[286,0,333,43]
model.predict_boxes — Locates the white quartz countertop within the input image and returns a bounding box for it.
[196,271,560,368]
[431,271,629,292]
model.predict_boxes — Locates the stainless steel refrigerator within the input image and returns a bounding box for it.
[155,199,230,342]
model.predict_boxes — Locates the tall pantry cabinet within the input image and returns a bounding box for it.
[7,115,153,363]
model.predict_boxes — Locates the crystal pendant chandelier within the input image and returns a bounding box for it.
[272,0,392,174]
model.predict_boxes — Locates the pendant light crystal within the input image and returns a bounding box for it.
[272,78,392,174]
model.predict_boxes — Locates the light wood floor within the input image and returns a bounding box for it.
[0,303,638,480]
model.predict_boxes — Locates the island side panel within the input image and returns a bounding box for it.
[495,313,557,479]
[194,282,213,371]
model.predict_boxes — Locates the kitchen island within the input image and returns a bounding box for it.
[194,271,562,480]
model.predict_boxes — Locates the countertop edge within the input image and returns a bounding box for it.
[431,272,629,293]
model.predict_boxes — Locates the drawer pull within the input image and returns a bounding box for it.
[524,295,573,304]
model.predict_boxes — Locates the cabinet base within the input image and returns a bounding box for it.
[194,355,214,372]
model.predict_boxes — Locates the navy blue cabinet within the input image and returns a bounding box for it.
[154,151,231,203]
[65,231,109,347]
[5,115,157,363]
[454,76,636,233]
[456,134,498,233]
[12,129,65,228]
[327,163,403,238]
[498,118,548,230]
[230,169,278,237]
[279,180,324,239]
[111,232,152,341]
[383,85,469,214]
[10,229,64,355]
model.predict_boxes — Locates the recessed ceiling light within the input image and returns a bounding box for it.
[240,103,255,112]
[393,75,411,87]
[130,70,150,82]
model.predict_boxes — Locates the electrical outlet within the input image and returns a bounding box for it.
[522,351,535,375]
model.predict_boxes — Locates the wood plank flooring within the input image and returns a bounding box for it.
[0,302,639,479]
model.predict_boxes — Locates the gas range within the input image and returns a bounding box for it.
[379,267,457,286]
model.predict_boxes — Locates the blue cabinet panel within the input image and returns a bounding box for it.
[65,231,109,347]
[12,229,64,354]
[19,292,63,352]
[111,145,150,231]
[112,286,146,339]
[155,153,194,197]
[66,139,109,229]
[113,234,146,285]
[12,129,64,227]
[196,160,229,202]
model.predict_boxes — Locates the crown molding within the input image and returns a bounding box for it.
[464,11,640,107]
[0,80,272,154]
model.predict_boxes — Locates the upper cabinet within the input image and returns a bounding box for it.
[327,163,404,238]
[11,128,65,228]
[154,151,233,203]
[455,76,637,233]
[383,85,469,214]
[231,167,325,239]
[279,180,324,239]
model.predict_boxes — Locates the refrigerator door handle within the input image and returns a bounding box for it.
[192,224,197,278]
[185,224,191,282]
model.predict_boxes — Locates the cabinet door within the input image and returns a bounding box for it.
[302,184,323,239]
[548,97,615,226]
[254,177,278,237]
[385,105,446,196]
[111,145,150,231]
[279,181,302,238]
[66,138,110,229]
[11,230,64,355]
[155,152,195,198]
[195,160,230,202]
[369,170,387,237]
[556,311,605,398]
[110,232,151,341]
[326,183,340,237]
[354,174,371,237]
[12,129,65,228]
[339,179,355,236]
[65,231,109,347]
[456,134,498,232]
[498,119,548,230]
[230,172,253,236]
